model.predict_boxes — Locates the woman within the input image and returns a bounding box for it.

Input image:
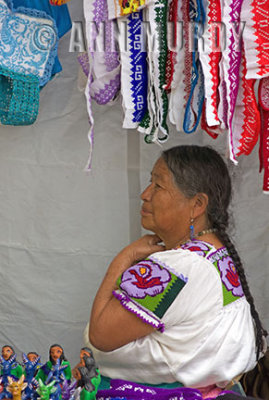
[84,145,267,392]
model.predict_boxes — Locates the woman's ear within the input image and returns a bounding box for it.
[192,193,209,218]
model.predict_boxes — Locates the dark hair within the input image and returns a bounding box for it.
[162,145,267,359]
[49,344,68,364]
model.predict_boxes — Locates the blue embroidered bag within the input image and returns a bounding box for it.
[0,0,58,125]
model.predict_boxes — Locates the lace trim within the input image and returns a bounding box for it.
[164,0,178,91]
[142,0,169,144]
[183,0,205,133]
[236,45,260,156]
[250,0,269,77]
[258,77,269,192]
[93,74,120,104]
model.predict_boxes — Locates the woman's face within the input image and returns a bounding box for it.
[140,157,193,247]
[50,346,63,363]
[2,346,14,360]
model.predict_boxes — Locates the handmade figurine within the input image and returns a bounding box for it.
[26,353,41,367]
[61,379,78,400]
[0,347,23,399]
[22,353,40,400]
[36,379,56,400]
[6,375,27,400]
[1,346,23,379]
[36,345,71,385]
[72,348,100,400]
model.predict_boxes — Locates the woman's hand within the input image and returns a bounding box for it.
[119,234,165,266]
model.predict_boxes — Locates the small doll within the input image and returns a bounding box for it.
[1,346,23,379]
[36,345,71,384]
[0,346,23,399]
[72,348,100,400]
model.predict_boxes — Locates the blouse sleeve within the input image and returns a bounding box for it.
[112,252,189,332]
[113,249,222,332]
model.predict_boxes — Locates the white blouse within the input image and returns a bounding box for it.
[84,241,257,388]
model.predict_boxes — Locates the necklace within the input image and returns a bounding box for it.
[176,228,217,248]
[195,228,217,238]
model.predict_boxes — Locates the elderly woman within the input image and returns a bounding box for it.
[84,145,267,393]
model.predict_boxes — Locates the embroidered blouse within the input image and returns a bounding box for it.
[84,240,257,388]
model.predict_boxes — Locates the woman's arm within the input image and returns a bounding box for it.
[89,235,165,352]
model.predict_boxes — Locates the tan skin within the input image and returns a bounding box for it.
[89,157,224,352]
[27,353,39,363]
[2,346,14,361]
[50,346,63,364]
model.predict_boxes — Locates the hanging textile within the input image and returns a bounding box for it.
[138,0,169,144]
[258,78,269,194]
[0,0,58,125]
[78,0,269,192]
[82,0,120,169]
[13,0,71,78]
[118,10,148,129]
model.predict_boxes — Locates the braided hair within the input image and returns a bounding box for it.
[162,145,267,359]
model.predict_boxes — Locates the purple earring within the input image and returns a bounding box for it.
[190,218,195,241]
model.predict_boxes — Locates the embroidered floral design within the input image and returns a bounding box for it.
[181,240,211,257]
[120,260,171,299]
[217,256,244,297]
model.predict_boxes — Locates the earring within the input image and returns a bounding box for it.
[190,218,195,241]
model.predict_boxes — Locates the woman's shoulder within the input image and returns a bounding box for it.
[148,240,222,273]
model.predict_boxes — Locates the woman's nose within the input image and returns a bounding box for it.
[141,183,152,201]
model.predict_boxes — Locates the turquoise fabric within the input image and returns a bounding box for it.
[99,375,183,391]
[0,66,39,125]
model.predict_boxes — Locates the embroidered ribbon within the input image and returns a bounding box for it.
[199,0,221,127]
[168,2,186,132]
[183,0,205,134]
[232,44,260,157]
[221,0,245,163]
[242,0,269,79]
[164,0,179,91]
[82,0,120,169]
[138,0,169,144]
[258,77,269,193]
[118,10,147,129]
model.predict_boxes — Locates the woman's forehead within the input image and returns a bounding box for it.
[152,158,174,182]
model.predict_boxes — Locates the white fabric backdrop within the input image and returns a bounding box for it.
[0,0,267,369]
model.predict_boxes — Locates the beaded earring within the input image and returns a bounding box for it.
[190,218,195,241]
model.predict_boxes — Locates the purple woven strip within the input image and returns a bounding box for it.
[77,53,90,76]
[93,74,120,104]
[93,0,119,72]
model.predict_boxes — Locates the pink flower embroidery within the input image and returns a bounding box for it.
[181,241,210,257]
[217,256,243,297]
[120,260,171,299]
